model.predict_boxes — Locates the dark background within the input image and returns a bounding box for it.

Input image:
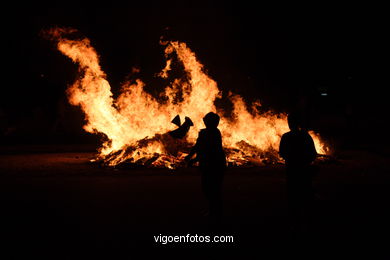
[0,1,387,152]
[0,2,389,256]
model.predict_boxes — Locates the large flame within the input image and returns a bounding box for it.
[46,28,328,168]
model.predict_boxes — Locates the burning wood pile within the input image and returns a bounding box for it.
[46,28,329,169]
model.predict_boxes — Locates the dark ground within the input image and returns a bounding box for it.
[0,145,389,258]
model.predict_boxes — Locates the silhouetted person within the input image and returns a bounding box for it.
[185,112,226,222]
[279,113,317,232]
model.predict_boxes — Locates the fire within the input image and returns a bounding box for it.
[46,28,329,168]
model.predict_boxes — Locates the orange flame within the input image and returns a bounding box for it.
[46,28,329,168]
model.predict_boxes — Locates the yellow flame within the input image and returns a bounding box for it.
[47,28,328,167]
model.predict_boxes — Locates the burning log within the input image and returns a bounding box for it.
[171,115,181,127]
[169,116,193,139]
[96,117,194,168]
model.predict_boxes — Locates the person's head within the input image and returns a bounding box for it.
[203,112,220,128]
[287,112,302,131]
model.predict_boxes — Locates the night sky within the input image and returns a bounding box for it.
[0,2,386,147]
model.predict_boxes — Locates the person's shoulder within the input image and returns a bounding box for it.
[282,131,293,138]
[199,128,207,136]
[301,130,313,139]
[200,127,220,133]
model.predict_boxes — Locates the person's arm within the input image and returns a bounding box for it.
[279,134,287,160]
[309,137,317,162]
[184,131,202,163]
[185,143,199,162]
[306,133,317,163]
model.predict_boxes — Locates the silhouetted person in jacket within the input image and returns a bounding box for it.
[185,112,226,221]
[279,113,317,232]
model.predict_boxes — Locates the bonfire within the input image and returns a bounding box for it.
[46,28,329,169]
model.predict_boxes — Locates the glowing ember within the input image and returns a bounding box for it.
[46,28,329,168]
